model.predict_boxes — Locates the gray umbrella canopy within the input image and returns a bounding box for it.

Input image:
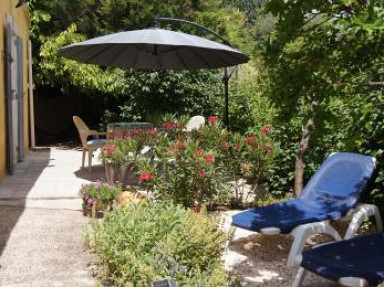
[59,28,249,70]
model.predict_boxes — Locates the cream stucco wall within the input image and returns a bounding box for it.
[0,1,30,181]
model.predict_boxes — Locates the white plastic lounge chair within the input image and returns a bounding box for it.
[185,116,205,131]
[292,232,384,287]
[224,152,382,267]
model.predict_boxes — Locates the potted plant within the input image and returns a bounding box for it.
[80,181,122,217]
[100,142,124,185]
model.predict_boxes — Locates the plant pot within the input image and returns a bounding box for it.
[117,165,128,184]
[82,200,112,218]
[105,163,115,185]
[83,207,105,218]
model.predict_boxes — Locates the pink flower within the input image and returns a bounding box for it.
[264,144,273,154]
[163,121,180,130]
[103,144,116,156]
[94,181,101,190]
[245,136,256,144]
[167,145,176,155]
[261,125,271,135]
[207,116,218,124]
[176,141,186,150]
[139,173,154,181]
[234,144,240,151]
[195,149,204,155]
[223,141,229,150]
[148,129,156,135]
[205,155,215,164]
[198,170,206,178]
[193,201,201,213]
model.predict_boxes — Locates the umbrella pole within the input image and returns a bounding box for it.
[224,68,229,128]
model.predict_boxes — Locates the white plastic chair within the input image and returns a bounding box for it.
[185,116,205,131]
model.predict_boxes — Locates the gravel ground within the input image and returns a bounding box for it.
[222,220,369,287]
[0,206,95,287]
[225,233,339,287]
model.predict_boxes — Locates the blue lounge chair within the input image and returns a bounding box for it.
[228,152,382,266]
[293,232,384,287]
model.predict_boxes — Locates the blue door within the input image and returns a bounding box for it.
[16,36,24,161]
[5,19,15,174]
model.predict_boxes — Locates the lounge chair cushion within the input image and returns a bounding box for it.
[232,153,375,233]
[301,232,384,285]
[232,200,344,233]
[87,139,108,147]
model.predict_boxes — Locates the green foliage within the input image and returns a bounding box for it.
[85,201,229,286]
[257,0,384,202]
[102,70,223,125]
[229,66,275,133]
[30,0,256,130]
[37,24,126,96]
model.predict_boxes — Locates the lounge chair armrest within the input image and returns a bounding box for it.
[344,204,383,239]
[338,277,369,287]
[288,221,341,267]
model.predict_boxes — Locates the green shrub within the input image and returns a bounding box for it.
[85,202,229,286]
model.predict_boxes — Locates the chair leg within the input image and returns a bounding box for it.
[82,150,86,169]
[288,221,341,267]
[292,267,307,287]
[88,150,93,173]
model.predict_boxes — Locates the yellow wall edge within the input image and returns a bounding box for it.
[0,1,31,181]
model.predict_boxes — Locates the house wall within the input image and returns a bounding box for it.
[0,1,30,181]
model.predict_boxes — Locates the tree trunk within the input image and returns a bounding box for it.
[294,117,313,196]
[294,98,318,196]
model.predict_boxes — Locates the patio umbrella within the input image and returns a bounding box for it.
[59,27,249,124]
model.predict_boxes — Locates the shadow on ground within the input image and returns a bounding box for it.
[227,233,339,286]
[0,148,51,259]
[74,165,106,182]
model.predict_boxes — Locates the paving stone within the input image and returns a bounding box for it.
[0,148,98,286]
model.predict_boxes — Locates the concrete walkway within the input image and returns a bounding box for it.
[0,148,103,286]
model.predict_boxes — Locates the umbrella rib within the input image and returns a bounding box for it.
[132,45,140,69]
[174,48,190,70]
[187,48,212,68]
[205,49,233,67]
[156,51,163,69]
[109,44,127,66]
[82,44,117,63]
[60,45,94,58]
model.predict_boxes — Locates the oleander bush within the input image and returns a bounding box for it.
[85,201,229,287]
[99,115,278,208]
